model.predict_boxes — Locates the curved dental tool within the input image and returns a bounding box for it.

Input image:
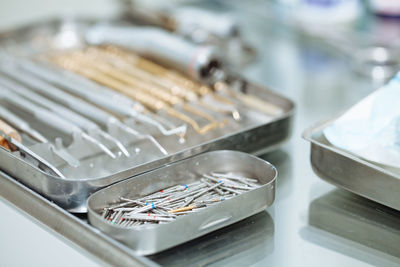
[11,56,186,137]
[55,55,220,134]
[0,105,47,143]
[0,89,116,159]
[0,76,130,157]
[0,65,168,155]
[87,47,241,121]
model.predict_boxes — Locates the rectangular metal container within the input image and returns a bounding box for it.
[87,150,277,255]
[0,18,293,212]
[303,118,400,211]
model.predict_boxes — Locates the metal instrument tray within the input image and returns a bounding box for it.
[303,118,400,211]
[0,169,157,266]
[0,163,274,266]
[0,18,293,212]
[87,150,276,255]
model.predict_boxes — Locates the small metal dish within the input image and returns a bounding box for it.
[87,150,277,255]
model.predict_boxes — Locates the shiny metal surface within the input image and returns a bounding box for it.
[0,78,291,213]
[0,170,156,267]
[2,1,400,266]
[86,24,224,82]
[223,1,400,265]
[88,150,276,255]
[352,46,400,80]
[0,19,293,212]
[303,118,400,211]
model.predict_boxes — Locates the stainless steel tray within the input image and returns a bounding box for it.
[303,118,400,211]
[0,18,294,213]
[0,166,274,266]
[87,150,276,255]
[0,169,155,267]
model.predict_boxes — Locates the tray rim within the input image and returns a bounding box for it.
[0,169,158,267]
[87,149,277,226]
[0,16,295,182]
[0,16,294,213]
[86,149,277,255]
[302,116,400,179]
[303,116,400,210]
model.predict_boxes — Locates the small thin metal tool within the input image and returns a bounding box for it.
[68,51,225,131]
[0,129,66,178]
[12,56,186,137]
[54,55,220,135]
[0,105,79,167]
[84,48,240,121]
[99,171,260,227]
[0,76,130,157]
[0,65,168,155]
[99,46,241,120]
[0,89,116,158]
[0,105,47,143]
[214,81,284,117]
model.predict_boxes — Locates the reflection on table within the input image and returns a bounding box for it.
[149,210,274,266]
[304,189,400,266]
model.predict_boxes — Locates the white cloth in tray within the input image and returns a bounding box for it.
[324,72,400,168]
